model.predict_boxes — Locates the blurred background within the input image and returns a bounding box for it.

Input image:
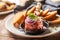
[2,0,40,10]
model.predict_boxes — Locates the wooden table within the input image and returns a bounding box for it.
[0,13,60,40]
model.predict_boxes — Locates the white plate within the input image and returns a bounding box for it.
[0,5,16,15]
[5,15,60,38]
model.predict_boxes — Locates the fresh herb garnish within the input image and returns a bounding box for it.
[28,13,38,20]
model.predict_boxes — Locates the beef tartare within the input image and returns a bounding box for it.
[24,13,47,35]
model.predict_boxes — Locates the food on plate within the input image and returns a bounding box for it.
[13,2,60,35]
[4,1,15,6]
[43,11,57,21]
[4,1,15,11]
[24,13,47,34]
[36,2,42,11]
[13,12,25,28]
[13,10,28,28]
[27,6,36,14]
[42,9,50,17]
[0,1,15,12]
[29,0,60,14]
[50,18,60,24]
[23,10,28,18]
[13,11,48,35]
[27,4,60,25]
[6,4,15,10]
[0,2,6,12]
[34,11,41,16]
[37,10,43,16]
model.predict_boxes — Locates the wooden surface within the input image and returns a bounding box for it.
[0,14,60,40]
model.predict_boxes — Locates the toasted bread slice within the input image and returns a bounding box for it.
[50,17,60,24]
[13,12,25,28]
[27,6,36,14]
[6,5,15,10]
[42,9,50,17]
[43,11,57,21]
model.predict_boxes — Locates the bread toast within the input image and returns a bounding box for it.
[13,12,25,28]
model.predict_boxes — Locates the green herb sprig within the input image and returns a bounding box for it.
[28,13,38,20]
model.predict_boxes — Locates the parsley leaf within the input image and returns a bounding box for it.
[28,13,38,20]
